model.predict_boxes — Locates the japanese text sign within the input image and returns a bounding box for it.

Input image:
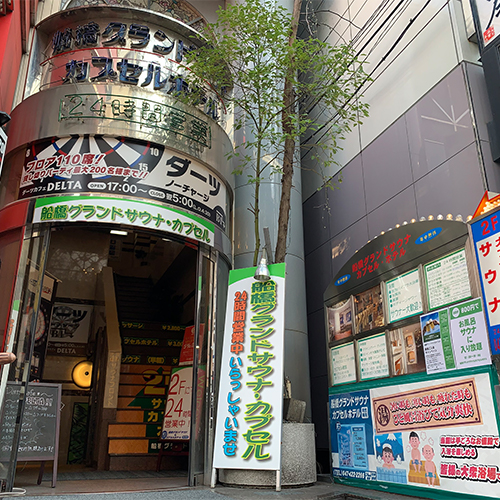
[33,195,214,246]
[161,366,192,440]
[213,264,286,470]
[470,209,500,354]
[329,368,500,497]
[449,298,491,369]
[386,269,423,323]
[21,136,227,232]
[372,378,482,434]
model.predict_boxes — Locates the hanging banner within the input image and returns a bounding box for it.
[330,367,500,497]
[470,209,500,354]
[20,136,228,232]
[213,264,286,470]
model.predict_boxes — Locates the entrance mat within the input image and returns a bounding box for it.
[42,470,188,481]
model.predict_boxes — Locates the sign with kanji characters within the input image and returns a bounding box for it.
[326,220,468,301]
[329,367,500,498]
[331,342,356,385]
[213,264,286,471]
[47,303,93,357]
[386,269,423,323]
[470,0,500,47]
[20,136,228,232]
[421,309,456,374]
[34,14,223,124]
[470,208,500,355]
[358,333,389,381]
[329,389,375,481]
[33,195,214,246]
[449,298,491,369]
[161,366,192,440]
[424,249,471,311]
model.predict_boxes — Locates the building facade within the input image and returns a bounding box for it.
[0,0,499,498]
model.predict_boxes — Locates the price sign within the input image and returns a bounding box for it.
[161,366,192,440]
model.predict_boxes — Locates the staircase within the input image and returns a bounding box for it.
[106,275,187,471]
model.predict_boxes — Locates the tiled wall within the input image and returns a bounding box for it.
[303,62,499,457]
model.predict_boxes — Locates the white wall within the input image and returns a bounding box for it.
[301,0,480,200]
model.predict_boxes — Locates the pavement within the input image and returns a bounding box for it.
[4,475,433,500]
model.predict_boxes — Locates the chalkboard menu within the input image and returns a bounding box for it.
[0,382,61,461]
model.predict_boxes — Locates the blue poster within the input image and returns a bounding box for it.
[329,389,375,480]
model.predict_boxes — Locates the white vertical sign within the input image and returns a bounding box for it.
[213,264,285,470]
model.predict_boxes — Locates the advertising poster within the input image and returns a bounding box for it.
[330,368,500,497]
[327,299,353,341]
[354,285,384,334]
[424,249,471,311]
[358,333,389,381]
[386,269,423,323]
[420,310,456,374]
[213,264,286,470]
[470,209,500,354]
[331,342,356,385]
[161,366,192,440]
[448,298,491,369]
[47,303,93,356]
[20,136,228,232]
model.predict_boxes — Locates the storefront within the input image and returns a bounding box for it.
[0,5,233,491]
[325,217,500,500]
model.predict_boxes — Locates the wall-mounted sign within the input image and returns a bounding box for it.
[20,136,226,231]
[326,220,468,300]
[386,269,423,323]
[327,299,353,342]
[34,15,222,123]
[470,0,500,47]
[330,368,500,497]
[213,264,286,471]
[33,195,214,246]
[331,342,356,385]
[420,309,456,374]
[449,298,491,369]
[358,333,389,381]
[470,209,500,355]
[424,249,471,310]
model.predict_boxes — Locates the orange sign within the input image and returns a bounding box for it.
[472,191,500,219]
[372,378,482,434]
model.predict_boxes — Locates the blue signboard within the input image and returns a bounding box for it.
[470,209,500,355]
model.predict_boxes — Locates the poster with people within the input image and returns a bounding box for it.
[329,367,500,497]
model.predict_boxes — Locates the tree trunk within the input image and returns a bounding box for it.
[275,0,301,263]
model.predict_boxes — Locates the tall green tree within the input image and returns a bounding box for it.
[184,0,369,265]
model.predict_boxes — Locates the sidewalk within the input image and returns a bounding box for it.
[8,478,432,500]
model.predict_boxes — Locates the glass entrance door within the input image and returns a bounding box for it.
[188,248,216,486]
[0,225,51,491]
